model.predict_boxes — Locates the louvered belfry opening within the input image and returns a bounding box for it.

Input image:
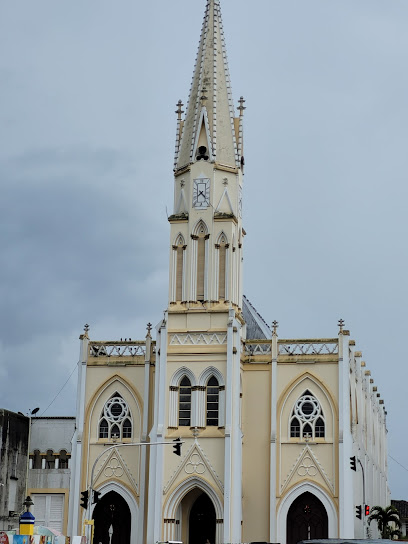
[218,242,226,299]
[197,235,206,301]
[176,244,184,301]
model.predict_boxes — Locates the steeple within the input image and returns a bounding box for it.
[175,0,242,171]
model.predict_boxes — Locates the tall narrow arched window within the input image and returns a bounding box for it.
[289,390,325,440]
[173,234,186,302]
[179,377,192,426]
[98,393,133,440]
[193,221,209,301]
[206,376,220,426]
[216,233,228,300]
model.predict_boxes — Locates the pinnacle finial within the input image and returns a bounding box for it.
[272,320,279,336]
[238,96,246,117]
[175,100,184,120]
[147,322,152,336]
[338,319,345,333]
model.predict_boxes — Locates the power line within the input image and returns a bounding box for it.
[35,364,77,418]
[389,454,408,474]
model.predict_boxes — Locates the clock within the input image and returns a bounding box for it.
[192,178,210,209]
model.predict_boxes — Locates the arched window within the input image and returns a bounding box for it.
[59,450,69,469]
[193,221,209,301]
[45,450,55,469]
[98,393,133,440]
[172,234,186,302]
[216,233,228,300]
[206,376,220,426]
[179,377,192,426]
[290,390,325,439]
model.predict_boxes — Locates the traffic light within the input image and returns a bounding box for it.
[93,490,101,504]
[173,437,182,456]
[80,490,89,509]
[365,505,370,516]
[350,456,357,471]
[355,505,362,519]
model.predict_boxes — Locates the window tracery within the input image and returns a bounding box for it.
[98,393,133,440]
[290,390,325,439]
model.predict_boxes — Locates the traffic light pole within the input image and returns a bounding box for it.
[84,439,182,542]
[357,457,366,536]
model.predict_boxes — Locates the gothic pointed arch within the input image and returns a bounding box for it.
[90,481,139,544]
[215,231,229,301]
[86,375,143,445]
[169,367,197,428]
[171,233,187,302]
[197,366,225,427]
[191,220,209,301]
[278,373,336,443]
[276,482,337,543]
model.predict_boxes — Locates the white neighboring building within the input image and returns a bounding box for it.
[28,417,75,534]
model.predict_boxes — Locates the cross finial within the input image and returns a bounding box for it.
[272,320,279,336]
[304,432,311,443]
[147,323,152,335]
[338,319,345,333]
[175,99,184,120]
[192,426,200,439]
[238,96,246,117]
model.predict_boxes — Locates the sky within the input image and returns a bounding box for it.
[1,0,408,499]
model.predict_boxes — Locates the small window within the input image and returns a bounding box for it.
[99,419,109,438]
[315,417,325,437]
[290,417,301,437]
[206,376,219,426]
[179,377,192,426]
[111,424,120,439]
[123,419,132,438]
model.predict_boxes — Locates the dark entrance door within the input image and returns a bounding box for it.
[189,492,216,544]
[92,491,131,544]
[286,491,328,544]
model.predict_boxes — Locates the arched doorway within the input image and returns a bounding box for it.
[92,490,131,544]
[286,491,328,544]
[189,492,216,544]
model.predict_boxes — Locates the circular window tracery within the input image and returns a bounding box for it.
[294,395,321,422]
[99,394,133,440]
[290,391,325,439]
[104,397,129,422]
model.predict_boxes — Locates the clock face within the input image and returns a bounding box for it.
[193,178,210,209]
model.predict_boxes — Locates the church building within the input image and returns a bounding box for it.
[67,1,389,543]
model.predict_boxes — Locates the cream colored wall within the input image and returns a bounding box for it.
[80,362,147,510]
[241,365,271,542]
[276,363,339,511]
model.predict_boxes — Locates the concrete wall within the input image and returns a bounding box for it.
[0,410,29,531]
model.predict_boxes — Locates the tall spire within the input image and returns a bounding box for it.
[175,0,240,171]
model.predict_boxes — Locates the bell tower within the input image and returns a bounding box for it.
[147,2,245,543]
[168,0,245,310]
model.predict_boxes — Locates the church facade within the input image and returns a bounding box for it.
[67,1,389,543]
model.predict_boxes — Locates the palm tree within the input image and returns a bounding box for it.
[368,505,402,539]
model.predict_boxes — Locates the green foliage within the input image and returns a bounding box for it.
[368,505,402,539]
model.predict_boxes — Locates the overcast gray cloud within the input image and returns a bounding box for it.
[1,0,408,499]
